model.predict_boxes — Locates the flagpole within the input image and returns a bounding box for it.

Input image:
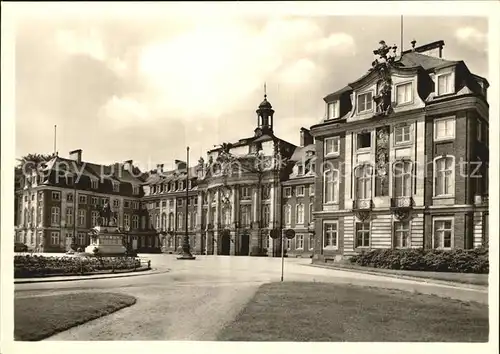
[400,15,404,56]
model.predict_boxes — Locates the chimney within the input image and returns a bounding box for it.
[175,160,187,171]
[156,164,164,173]
[403,40,444,58]
[69,149,82,164]
[300,128,314,147]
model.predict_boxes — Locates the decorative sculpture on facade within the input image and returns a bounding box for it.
[370,40,399,117]
[375,127,390,193]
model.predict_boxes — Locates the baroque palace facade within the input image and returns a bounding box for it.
[14,39,489,257]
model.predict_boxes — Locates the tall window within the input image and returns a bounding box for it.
[296,186,305,197]
[78,209,86,227]
[396,82,413,104]
[50,232,60,245]
[434,156,454,196]
[355,222,370,248]
[168,213,174,230]
[177,212,183,229]
[141,215,146,230]
[309,184,315,196]
[91,211,99,226]
[434,117,455,141]
[78,232,86,246]
[394,221,410,248]
[437,73,453,95]
[133,185,139,195]
[309,235,315,250]
[323,222,338,248]
[124,214,130,229]
[192,211,197,230]
[187,213,192,229]
[262,205,270,227]
[324,137,340,156]
[51,207,60,226]
[309,203,314,223]
[296,234,304,249]
[296,204,304,225]
[357,92,373,113]
[262,185,271,200]
[283,187,292,198]
[393,160,413,197]
[284,205,292,225]
[240,205,251,227]
[355,165,372,199]
[324,169,339,203]
[156,214,161,229]
[66,207,74,226]
[132,215,139,229]
[433,218,453,249]
[161,213,167,230]
[327,100,339,120]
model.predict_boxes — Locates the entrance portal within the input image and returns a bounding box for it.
[240,232,250,256]
[220,230,231,255]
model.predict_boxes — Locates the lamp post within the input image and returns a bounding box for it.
[177,146,196,260]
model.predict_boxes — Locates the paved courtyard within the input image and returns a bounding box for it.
[15,255,488,341]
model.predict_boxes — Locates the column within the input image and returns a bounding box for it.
[230,186,238,255]
[213,189,220,255]
[196,193,203,254]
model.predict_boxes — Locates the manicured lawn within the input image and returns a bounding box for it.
[218,282,489,342]
[15,292,137,341]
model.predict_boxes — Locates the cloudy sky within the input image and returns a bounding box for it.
[14,5,488,171]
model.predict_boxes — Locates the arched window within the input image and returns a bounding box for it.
[30,207,35,225]
[434,156,455,196]
[155,214,160,229]
[393,160,413,197]
[187,213,192,230]
[161,213,167,231]
[177,212,183,230]
[262,205,270,227]
[192,211,197,230]
[168,212,174,230]
[355,164,373,200]
[324,169,339,203]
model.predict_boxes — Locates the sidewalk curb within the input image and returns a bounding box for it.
[14,268,169,284]
[306,263,488,291]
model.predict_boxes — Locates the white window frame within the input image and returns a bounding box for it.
[394,124,412,145]
[51,206,60,226]
[112,182,120,192]
[262,204,270,227]
[133,185,139,195]
[355,222,371,248]
[433,155,455,197]
[79,195,87,204]
[326,100,340,120]
[91,179,99,189]
[356,132,372,151]
[309,184,315,196]
[296,185,305,197]
[91,211,99,227]
[66,207,74,226]
[323,169,339,204]
[284,205,292,226]
[323,221,338,249]
[309,203,314,223]
[78,232,86,246]
[67,193,74,202]
[78,209,86,227]
[357,91,374,114]
[132,215,139,229]
[432,217,454,249]
[393,221,411,248]
[297,164,304,176]
[50,231,60,245]
[436,72,454,96]
[52,191,60,200]
[113,199,120,208]
[241,186,251,199]
[324,136,340,157]
[395,82,413,105]
[91,197,98,205]
[309,234,315,250]
[296,204,305,225]
[434,117,456,141]
[393,160,413,198]
[355,164,373,200]
[295,234,304,250]
[284,187,292,198]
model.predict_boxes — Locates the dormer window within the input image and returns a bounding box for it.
[297,165,304,175]
[437,72,453,96]
[112,182,120,192]
[357,92,373,113]
[133,185,139,195]
[396,82,413,105]
[91,179,98,189]
[327,101,340,120]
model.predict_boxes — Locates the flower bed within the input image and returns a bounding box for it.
[14,255,142,278]
[349,248,488,274]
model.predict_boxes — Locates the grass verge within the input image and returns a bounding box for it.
[15,292,137,341]
[218,282,489,342]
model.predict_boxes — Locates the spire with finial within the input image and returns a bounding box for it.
[264,82,267,99]
[255,81,274,136]
[411,39,417,51]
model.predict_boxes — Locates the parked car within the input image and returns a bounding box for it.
[14,243,28,252]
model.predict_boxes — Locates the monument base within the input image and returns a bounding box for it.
[86,225,127,256]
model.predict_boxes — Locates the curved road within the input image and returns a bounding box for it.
[15,255,488,341]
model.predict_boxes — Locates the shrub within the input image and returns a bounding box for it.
[349,248,488,274]
[14,255,142,278]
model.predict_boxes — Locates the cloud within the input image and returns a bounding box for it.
[455,27,487,53]
[278,58,319,85]
[306,32,355,54]
[55,28,106,61]
[98,95,151,127]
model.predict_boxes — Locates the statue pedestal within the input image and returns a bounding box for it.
[85,226,127,256]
